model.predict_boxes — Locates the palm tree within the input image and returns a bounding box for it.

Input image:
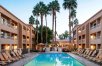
[33,3,40,44]
[29,15,35,25]
[43,5,49,44]
[70,9,76,30]
[74,18,78,26]
[35,19,40,44]
[48,0,60,44]
[63,0,77,43]
[33,2,46,43]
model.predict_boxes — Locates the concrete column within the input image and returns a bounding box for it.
[0,13,1,22]
[10,44,12,50]
[0,13,1,52]
[100,17,102,49]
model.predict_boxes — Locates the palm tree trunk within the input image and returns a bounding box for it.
[36,16,39,44]
[55,12,57,44]
[37,25,38,44]
[52,10,55,44]
[45,15,48,45]
[41,14,43,43]
[69,9,71,43]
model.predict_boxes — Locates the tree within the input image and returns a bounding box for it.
[38,26,53,43]
[29,15,35,25]
[48,0,60,44]
[43,4,50,44]
[70,9,76,30]
[33,2,46,43]
[74,18,78,26]
[33,4,40,44]
[35,19,40,44]
[63,0,77,43]
[59,34,64,40]
[59,31,69,40]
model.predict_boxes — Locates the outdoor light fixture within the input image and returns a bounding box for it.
[5,45,10,50]
[90,35,95,39]
[27,38,29,41]
[14,45,17,49]
[27,45,30,48]
[78,30,81,33]
[14,36,17,39]
[14,25,17,29]
[91,45,95,50]
[78,45,82,49]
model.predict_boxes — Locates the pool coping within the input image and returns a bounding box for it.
[23,53,39,66]
[68,53,100,66]
[67,53,86,66]
[24,52,86,66]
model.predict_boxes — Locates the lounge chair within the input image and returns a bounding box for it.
[92,50,102,61]
[80,49,89,56]
[17,49,25,58]
[11,51,19,60]
[77,49,85,55]
[0,61,7,66]
[5,51,17,61]
[82,49,91,57]
[0,53,9,65]
[89,50,99,60]
[85,50,94,58]
[2,52,12,63]
[14,50,22,59]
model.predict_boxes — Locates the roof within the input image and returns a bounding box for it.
[0,5,30,27]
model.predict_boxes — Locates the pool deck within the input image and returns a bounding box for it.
[8,52,39,66]
[68,53,101,66]
[7,52,101,66]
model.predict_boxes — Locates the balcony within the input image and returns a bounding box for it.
[0,22,18,34]
[82,39,86,44]
[22,30,26,36]
[23,39,26,44]
[78,40,81,44]
[0,38,18,44]
[82,30,86,34]
[90,24,101,33]
[90,38,101,44]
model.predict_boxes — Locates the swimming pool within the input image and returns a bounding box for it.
[24,53,85,66]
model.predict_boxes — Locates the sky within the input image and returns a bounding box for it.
[0,0,102,35]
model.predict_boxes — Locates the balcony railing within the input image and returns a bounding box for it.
[90,24,100,30]
[78,40,81,44]
[0,20,18,29]
[82,39,85,43]
[23,39,26,43]
[90,38,101,44]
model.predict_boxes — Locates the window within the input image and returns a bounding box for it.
[82,35,85,39]
[79,36,81,40]
[1,31,5,38]
[0,30,10,39]
[97,18,100,26]
[97,31,101,39]
[0,17,4,24]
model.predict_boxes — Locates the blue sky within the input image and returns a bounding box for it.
[0,0,102,35]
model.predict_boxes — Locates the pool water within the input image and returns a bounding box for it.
[24,53,85,66]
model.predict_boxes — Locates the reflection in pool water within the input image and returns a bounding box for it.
[24,53,85,66]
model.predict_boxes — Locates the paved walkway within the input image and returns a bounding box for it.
[68,53,101,66]
[8,52,38,66]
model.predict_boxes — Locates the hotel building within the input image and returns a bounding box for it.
[0,5,35,51]
[72,9,102,50]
